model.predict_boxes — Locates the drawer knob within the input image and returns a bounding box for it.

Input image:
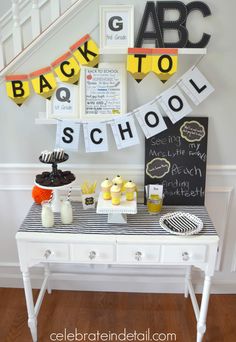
[44,249,52,259]
[89,251,96,260]
[182,252,190,261]
[135,251,142,261]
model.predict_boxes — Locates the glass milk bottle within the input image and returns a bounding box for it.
[61,200,73,224]
[41,201,54,228]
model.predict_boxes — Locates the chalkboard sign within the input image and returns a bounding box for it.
[145,117,208,205]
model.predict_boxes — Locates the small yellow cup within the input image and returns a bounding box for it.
[147,194,163,214]
[124,180,136,201]
[126,191,134,201]
[102,190,111,200]
[111,184,121,205]
[111,193,121,205]
[101,178,113,200]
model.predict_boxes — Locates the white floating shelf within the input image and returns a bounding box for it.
[35,117,57,125]
[178,48,207,55]
[101,48,207,56]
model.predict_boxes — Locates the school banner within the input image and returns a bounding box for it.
[152,48,178,83]
[83,122,108,153]
[110,114,140,150]
[135,101,167,138]
[51,51,81,85]
[5,74,30,106]
[70,34,99,68]
[30,67,57,100]
[158,86,192,124]
[179,67,215,105]
[55,120,81,151]
[127,48,152,83]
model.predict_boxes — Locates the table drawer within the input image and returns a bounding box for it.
[27,242,69,262]
[71,243,115,263]
[161,245,207,263]
[117,244,160,264]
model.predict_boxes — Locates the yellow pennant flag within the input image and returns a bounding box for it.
[30,67,57,100]
[5,74,30,106]
[127,48,152,83]
[152,48,178,83]
[70,34,99,68]
[51,51,81,85]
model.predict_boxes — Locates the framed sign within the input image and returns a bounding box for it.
[46,81,79,119]
[99,5,134,53]
[79,63,127,120]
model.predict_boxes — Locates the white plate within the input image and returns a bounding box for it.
[159,212,203,236]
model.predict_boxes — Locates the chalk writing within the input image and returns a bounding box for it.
[145,117,208,205]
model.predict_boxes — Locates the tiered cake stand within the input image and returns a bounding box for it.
[96,192,137,224]
[35,153,75,212]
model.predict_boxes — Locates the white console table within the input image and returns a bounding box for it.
[16,203,219,342]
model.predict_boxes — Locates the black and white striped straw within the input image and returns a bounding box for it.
[67,186,72,201]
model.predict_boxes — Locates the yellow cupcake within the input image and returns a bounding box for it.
[124,180,136,201]
[111,183,121,205]
[101,178,112,200]
[112,175,123,190]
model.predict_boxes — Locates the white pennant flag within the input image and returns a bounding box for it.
[83,122,108,153]
[179,67,214,105]
[135,101,167,139]
[158,86,192,124]
[110,114,140,150]
[56,120,80,151]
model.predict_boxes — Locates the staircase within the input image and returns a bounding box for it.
[0,0,86,73]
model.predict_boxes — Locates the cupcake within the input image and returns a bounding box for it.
[112,175,123,190]
[111,183,121,205]
[124,180,136,201]
[101,178,113,200]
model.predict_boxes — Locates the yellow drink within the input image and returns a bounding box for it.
[103,191,111,200]
[126,191,134,201]
[147,195,162,214]
[112,195,121,205]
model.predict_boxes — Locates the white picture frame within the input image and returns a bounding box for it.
[99,5,134,54]
[79,63,127,120]
[46,80,79,119]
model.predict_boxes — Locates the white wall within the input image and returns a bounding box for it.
[0,0,236,292]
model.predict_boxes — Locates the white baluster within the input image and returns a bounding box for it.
[50,0,60,22]
[31,0,41,39]
[0,31,5,70]
[12,0,22,56]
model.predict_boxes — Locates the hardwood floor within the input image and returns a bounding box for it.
[0,288,235,342]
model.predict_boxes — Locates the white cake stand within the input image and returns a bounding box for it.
[96,192,137,224]
[35,181,75,212]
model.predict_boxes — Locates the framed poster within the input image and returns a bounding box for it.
[80,63,127,120]
[145,117,208,205]
[46,81,79,119]
[99,5,134,53]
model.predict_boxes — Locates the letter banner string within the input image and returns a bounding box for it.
[54,66,214,153]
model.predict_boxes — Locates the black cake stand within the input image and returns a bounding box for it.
[35,153,75,212]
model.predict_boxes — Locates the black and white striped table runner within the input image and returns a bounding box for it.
[19,203,217,236]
